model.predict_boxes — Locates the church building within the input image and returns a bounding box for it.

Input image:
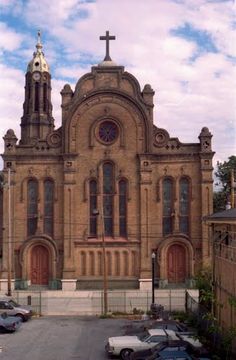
[0,32,214,291]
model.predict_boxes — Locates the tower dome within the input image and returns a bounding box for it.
[27,31,50,73]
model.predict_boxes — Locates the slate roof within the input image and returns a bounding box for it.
[204,208,236,223]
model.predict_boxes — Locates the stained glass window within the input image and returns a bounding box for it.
[103,163,114,236]
[163,178,174,236]
[27,179,38,236]
[44,180,54,236]
[89,180,97,237]
[119,180,127,237]
[99,121,118,143]
[179,178,190,234]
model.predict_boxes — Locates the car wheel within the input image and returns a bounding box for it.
[120,348,133,359]
[16,314,25,322]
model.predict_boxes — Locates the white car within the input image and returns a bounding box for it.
[105,328,179,359]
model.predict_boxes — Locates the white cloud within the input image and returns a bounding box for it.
[0,22,24,51]
[0,63,25,167]
[0,0,235,170]
[54,64,90,79]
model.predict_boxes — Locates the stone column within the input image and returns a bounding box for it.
[138,157,153,290]
[62,158,77,290]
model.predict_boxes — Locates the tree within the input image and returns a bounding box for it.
[214,156,236,212]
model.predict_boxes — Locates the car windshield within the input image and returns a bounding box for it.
[9,299,19,307]
[138,331,150,341]
[152,343,166,352]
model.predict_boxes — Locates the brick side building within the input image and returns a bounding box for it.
[205,208,236,355]
[0,32,214,291]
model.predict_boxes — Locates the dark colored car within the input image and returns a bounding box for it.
[129,338,210,360]
[0,312,22,332]
[124,320,188,336]
[154,350,192,359]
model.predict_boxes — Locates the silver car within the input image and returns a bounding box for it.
[0,298,33,322]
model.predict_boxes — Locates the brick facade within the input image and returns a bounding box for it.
[0,34,214,290]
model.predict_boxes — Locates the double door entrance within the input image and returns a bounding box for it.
[167,244,187,283]
[30,245,49,285]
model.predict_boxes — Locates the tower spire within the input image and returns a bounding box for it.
[21,30,54,144]
[36,30,43,53]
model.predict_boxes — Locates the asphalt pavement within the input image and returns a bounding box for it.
[0,316,130,360]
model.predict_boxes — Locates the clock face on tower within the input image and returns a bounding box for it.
[32,72,41,81]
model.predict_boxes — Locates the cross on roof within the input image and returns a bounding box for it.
[99,31,116,61]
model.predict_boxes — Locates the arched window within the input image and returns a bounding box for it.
[34,82,39,111]
[89,180,97,237]
[162,178,174,236]
[179,177,190,234]
[44,179,54,236]
[27,179,38,236]
[43,83,47,112]
[119,179,127,237]
[103,163,114,236]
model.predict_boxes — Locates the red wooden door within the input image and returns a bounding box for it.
[167,244,186,283]
[31,245,49,285]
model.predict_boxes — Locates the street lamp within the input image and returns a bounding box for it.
[93,208,108,315]
[151,251,156,304]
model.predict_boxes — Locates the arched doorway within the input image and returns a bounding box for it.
[167,244,186,283]
[31,245,49,285]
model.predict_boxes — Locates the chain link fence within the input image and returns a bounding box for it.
[10,289,194,316]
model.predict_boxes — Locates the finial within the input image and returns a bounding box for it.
[37,30,41,43]
[36,30,43,52]
[99,31,116,61]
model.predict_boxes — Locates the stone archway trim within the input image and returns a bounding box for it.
[158,236,194,281]
[19,235,58,281]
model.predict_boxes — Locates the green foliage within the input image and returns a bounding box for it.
[213,191,227,212]
[111,311,128,315]
[194,267,213,310]
[228,295,236,308]
[214,155,236,212]
[215,156,236,192]
[99,313,113,318]
[171,311,188,322]
[132,307,144,315]
[194,266,212,292]
[221,326,236,357]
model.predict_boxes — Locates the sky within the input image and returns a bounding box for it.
[0,0,235,173]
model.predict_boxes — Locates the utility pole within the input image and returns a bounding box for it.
[151,251,156,304]
[101,206,108,315]
[231,169,235,208]
[7,164,12,296]
[93,208,108,315]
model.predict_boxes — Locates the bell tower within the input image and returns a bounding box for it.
[20,31,54,144]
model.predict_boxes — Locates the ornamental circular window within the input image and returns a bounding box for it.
[98,121,118,144]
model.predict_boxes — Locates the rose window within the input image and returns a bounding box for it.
[98,121,118,143]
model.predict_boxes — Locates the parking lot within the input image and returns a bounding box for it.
[0,316,129,360]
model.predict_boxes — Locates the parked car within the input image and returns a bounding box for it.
[105,328,179,360]
[177,333,204,350]
[154,350,192,359]
[129,339,208,360]
[124,320,188,336]
[0,312,22,332]
[0,298,33,322]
